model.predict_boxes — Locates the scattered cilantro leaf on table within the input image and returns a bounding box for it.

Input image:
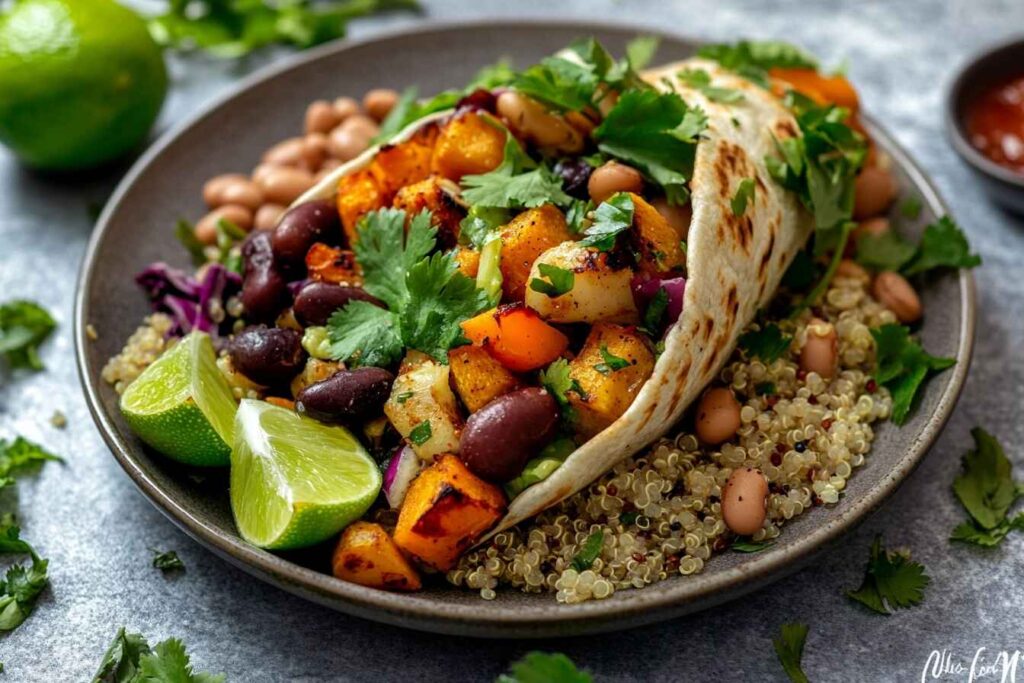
[871,324,955,425]
[570,530,604,571]
[731,177,756,216]
[738,324,792,363]
[0,300,56,372]
[846,535,929,614]
[497,652,592,683]
[950,427,1024,547]
[0,436,63,486]
[462,133,571,210]
[151,548,186,574]
[0,518,49,633]
[579,193,634,250]
[772,622,811,683]
[93,628,225,683]
[529,264,575,297]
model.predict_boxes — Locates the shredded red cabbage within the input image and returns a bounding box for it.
[136,262,241,338]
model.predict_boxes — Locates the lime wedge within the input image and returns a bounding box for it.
[230,399,382,550]
[120,331,237,467]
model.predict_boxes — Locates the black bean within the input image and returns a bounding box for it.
[240,230,290,322]
[293,282,383,327]
[272,199,342,272]
[459,387,559,483]
[228,325,305,386]
[295,367,394,423]
[553,158,593,200]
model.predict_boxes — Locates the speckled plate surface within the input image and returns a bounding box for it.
[74,21,975,638]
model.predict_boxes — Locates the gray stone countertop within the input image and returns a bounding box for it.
[1,1,1022,680]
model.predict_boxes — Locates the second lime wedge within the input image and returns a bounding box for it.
[230,399,381,550]
[120,331,236,467]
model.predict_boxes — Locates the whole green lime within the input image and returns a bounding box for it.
[0,0,167,170]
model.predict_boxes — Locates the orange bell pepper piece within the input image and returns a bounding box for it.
[460,304,568,373]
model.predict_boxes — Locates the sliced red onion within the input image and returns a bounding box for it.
[632,275,686,327]
[383,445,423,509]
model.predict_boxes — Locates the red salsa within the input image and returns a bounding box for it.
[967,74,1024,174]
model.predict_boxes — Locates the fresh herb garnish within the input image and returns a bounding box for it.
[677,68,745,104]
[619,511,640,526]
[497,652,592,683]
[854,229,917,273]
[0,518,48,633]
[327,209,489,366]
[731,538,775,552]
[772,622,811,683]
[856,216,980,276]
[846,535,929,615]
[594,89,704,204]
[738,324,792,364]
[174,219,207,266]
[0,300,56,372]
[900,196,923,220]
[93,627,225,682]
[395,391,414,404]
[564,199,593,234]
[950,427,1024,547]
[731,177,756,216]
[755,382,777,396]
[570,530,604,571]
[593,345,630,375]
[539,358,585,423]
[640,287,669,337]
[409,420,432,446]
[871,324,955,425]
[460,206,512,249]
[0,436,62,489]
[579,193,634,250]
[148,0,418,58]
[151,548,186,574]
[461,133,571,210]
[529,264,575,297]
[698,40,819,89]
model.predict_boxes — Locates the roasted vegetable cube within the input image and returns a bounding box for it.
[431,111,506,181]
[524,241,639,324]
[628,193,687,276]
[305,242,362,286]
[499,204,573,302]
[392,176,464,248]
[461,305,569,372]
[394,454,506,570]
[332,521,422,591]
[369,128,436,196]
[568,323,656,439]
[454,246,480,278]
[337,169,387,245]
[384,356,463,460]
[448,344,520,412]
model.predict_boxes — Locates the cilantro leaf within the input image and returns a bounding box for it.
[579,193,634,250]
[846,535,930,614]
[0,300,56,371]
[0,519,48,633]
[671,107,709,144]
[174,220,207,267]
[738,324,792,363]
[699,40,819,89]
[641,287,669,337]
[677,68,745,104]
[0,436,63,479]
[570,530,604,571]
[326,301,403,368]
[354,208,436,310]
[951,514,1024,547]
[855,230,917,272]
[374,86,462,143]
[512,56,598,112]
[594,89,703,204]
[460,206,512,249]
[772,622,811,683]
[900,197,923,219]
[497,652,592,683]
[755,381,777,396]
[871,324,955,424]
[529,264,575,297]
[409,420,432,446]
[151,549,186,574]
[461,133,570,209]
[138,637,226,683]
[731,539,774,553]
[94,627,152,683]
[902,216,981,276]
[949,427,1024,547]
[731,177,756,216]
[625,36,660,71]
[564,199,593,234]
[594,345,630,375]
[539,358,584,424]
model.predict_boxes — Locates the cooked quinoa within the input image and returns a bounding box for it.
[101,313,174,394]
[447,272,897,603]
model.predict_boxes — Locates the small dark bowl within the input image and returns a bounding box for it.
[947,36,1024,214]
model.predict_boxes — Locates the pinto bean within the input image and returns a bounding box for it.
[694,387,741,445]
[872,271,922,323]
[263,137,309,168]
[363,88,400,122]
[228,325,306,386]
[254,204,287,231]
[256,166,315,205]
[722,467,769,535]
[588,161,644,204]
[217,179,263,211]
[338,114,380,140]
[293,282,382,326]
[203,173,249,208]
[459,388,560,482]
[305,100,340,135]
[835,259,870,283]
[333,96,360,121]
[328,125,372,162]
[800,317,839,379]
[195,205,253,245]
[496,90,584,155]
[853,166,897,219]
[295,367,394,423]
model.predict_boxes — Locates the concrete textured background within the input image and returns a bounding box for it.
[1,0,1023,680]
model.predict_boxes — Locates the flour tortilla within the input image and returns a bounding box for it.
[295,58,813,539]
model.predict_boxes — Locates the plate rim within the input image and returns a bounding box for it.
[73,18,977,637]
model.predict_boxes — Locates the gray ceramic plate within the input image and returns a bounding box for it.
[74,20,975,638]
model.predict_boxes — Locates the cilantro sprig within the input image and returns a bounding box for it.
[0,517,48,633]
[731,177,756,216]
[579,193,634,250]
[738,323,792,364]
[593,346,630,375]
[871,324,954,425]
[529,264,575,298]
[0,300,56,372]
[950,427,1024,547]
[846,535,930,615]
[569,530,604,571]
[151,548,186,574]
[93,627,225,683]
[772,622,811,683]
[856,216,981,276]
[327,209,490,366]
[461,132,571,210]
[497,652,592,683]
[0,436,62,490]
[677,68,745,104]
[698,40,819,89]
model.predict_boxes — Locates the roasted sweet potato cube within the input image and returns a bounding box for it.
[394,454,506,570]
[568,323,656,439]
[305,242,362,286]
[431,111,506,181]
[628,193,687,276]
[499,204,572,302]
[392,176,464,248]
[448,344,521,412]
[369,131,436,197]
[454,246,480,278]
[332,521,422,591]
[337,169,387,245]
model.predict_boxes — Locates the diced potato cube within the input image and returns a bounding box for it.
[568,323,656,439]
[392,176,464,248]
[332,521,422,591]
[628,193,687,276]
[431,111,506,181]
[384,356,463,460]
[499,204,572,302]
[448,345,520,413]
[394,454,506,570]
[524,241,639,324]
[336,169,387,246]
